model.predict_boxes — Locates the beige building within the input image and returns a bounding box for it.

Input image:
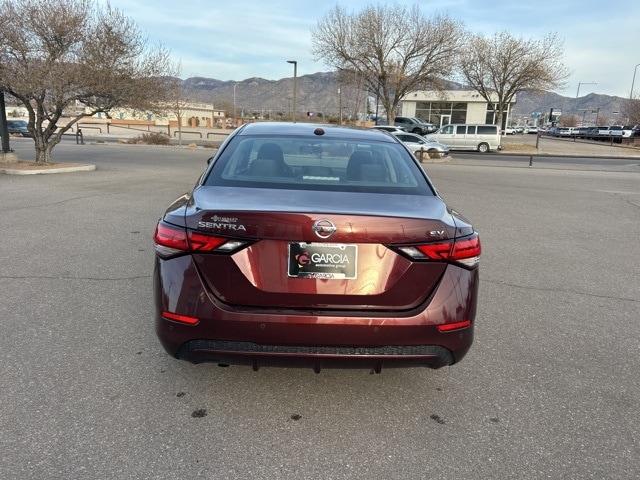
[400,90,516,128]
[88,103,228,128]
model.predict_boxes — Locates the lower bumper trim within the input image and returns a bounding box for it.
[175,339,454,370]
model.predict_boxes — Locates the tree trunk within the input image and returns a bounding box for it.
[34,136,54,164]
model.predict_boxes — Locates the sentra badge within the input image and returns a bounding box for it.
[198,214,247,231]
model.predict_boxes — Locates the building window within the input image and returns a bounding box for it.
[416,102,468,126]
[485,104,496,125]
[485,103,511,128]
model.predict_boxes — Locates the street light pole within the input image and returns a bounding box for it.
[287,60,297,122]
[626,63,640,123]
[233,83,238,121]
[629,63,640,100]
[575,82,597,114]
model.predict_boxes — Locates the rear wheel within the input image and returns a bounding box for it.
[427,148,439,158]
[477,142,489,153]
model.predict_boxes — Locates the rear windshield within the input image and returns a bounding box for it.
[202,134,434,196]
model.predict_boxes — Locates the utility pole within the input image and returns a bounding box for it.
[0,91,12,154]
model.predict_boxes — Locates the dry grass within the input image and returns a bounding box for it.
[501,143,538,153]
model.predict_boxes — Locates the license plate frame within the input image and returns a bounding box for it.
[287,242,357,279]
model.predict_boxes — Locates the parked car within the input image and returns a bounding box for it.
[394,116,438,135]
[391,131,450,158]
[621,125,638,138]
[153,122,481,372]
[604,126,624,136]
[546,127,571,137]
[427,124,502,153]
[592,126,623,142]
[371,125,407,133]
[5,119,32,137]
[573,127,598,138]
[502,126,515,135]
[413,117,439,134]
[524,126,539,134]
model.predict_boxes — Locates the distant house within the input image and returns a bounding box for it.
[80,103,228,128]
[400,90,516,128]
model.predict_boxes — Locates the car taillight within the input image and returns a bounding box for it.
[154,222,189,257]
[449,234,482,268]
[393,233,481,269]
[188,231,229,252]
[154,221,251,258]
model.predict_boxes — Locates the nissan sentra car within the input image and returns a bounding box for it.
[153,122,480,372]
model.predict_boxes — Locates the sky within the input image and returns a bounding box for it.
[104,0,640,99]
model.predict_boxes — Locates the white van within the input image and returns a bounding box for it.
[427,124,502,153]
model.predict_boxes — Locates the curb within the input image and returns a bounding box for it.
[0,164,96,175]
[498,150,640,159]
[421,155,452,164]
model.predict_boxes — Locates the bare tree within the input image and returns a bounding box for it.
[624,96,640,125]
[0,0,174,164]
[167,69,196,146]
[312,3,464,125]
[458,31,570,128]
[213,98,233,126]
[335,68,368,124]
[559,115,578,128]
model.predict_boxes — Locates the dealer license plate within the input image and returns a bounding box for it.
[288,243,357,279]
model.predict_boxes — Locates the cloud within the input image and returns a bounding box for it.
[103,0,640,97]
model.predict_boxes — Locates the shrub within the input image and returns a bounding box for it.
[128,132,171,145]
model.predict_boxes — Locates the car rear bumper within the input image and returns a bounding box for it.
[174,339,457,372]
[154,255,478,371]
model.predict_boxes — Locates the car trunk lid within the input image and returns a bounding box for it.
[184,187,456,311]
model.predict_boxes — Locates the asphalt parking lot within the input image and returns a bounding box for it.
[1,139,639,479]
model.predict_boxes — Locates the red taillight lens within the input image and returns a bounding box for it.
[188,231,228,252]
[154,222,188,251]
[154,221,251,258]
[394,233,481,269]
[451,234,481,267]
[416,241,454,261]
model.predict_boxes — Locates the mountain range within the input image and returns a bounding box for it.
[182,72,630,125]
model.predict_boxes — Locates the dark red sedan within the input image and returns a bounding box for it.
[153,122,480,372]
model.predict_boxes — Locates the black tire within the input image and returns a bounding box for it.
[477,142,489,153]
